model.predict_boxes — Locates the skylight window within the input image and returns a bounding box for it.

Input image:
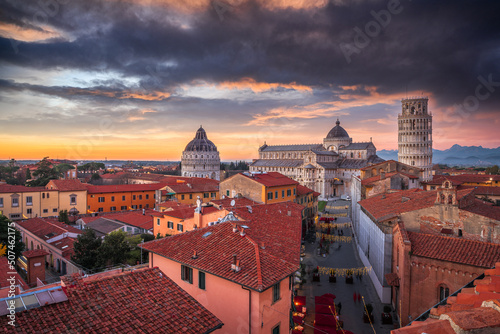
[202,232,212,238]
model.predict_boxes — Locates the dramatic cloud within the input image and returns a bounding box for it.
[0,0,499,160]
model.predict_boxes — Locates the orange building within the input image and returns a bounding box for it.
[154,203,229,237]
[143,201,304,334]
[219,172,298,204]
[86,183,165,213]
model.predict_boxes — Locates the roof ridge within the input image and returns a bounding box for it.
[408,230,500,247]
[246,235,263,291]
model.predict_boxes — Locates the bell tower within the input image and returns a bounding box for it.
[398,97,433,181]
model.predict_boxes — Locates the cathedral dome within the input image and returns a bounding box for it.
[326,119,349,139]
[184,126,218,152]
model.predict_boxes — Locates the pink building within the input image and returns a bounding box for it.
[143,201,304,334]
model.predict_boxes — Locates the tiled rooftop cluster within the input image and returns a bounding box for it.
[359,188,500,222]
[241,171,299,187]
[392,263,500,334]
[0,268,223,333]
[143,201,303,291]
[407,231,500,268]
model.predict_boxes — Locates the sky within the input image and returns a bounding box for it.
[0,0,499,161]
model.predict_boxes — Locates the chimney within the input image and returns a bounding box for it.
[231,254,241,272]
[142,208,145,215]
[240,227,246,237]
[192,250,198,259]
[232,223,238,233]
[287,210,292,216]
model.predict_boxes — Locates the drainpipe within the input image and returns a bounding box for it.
[242,286,252,334]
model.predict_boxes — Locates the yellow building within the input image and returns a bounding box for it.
[46,179,88,216]
[0,185,58,220]
[219,172,298,204]
[0,179,88,220]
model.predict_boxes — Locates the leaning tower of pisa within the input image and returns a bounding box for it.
[398,97,433,181]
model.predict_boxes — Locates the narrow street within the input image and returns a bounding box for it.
[296,199,394,334]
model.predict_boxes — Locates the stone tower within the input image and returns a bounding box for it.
[181,126,220,180]
[398,97,433,181]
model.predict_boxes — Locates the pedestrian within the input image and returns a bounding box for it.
[353,292,357,303]
[337,302,342,315]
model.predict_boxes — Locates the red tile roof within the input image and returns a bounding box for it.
[86,183,166,193]
[461,185,500,196]
[361,171,419,186]
[78,211,155,230]
[239,172,299,187]
[392,263,500,334]
[426,174,500,185]
[0,268,223,333]
[211,197,257,209]
[0,185,52,194]
[23,249,49,258]
[461,198,500,221]
[296,184,315,196]
[407,231,500,268]
[143,201,303,291]
[359,189,436,221]
[16,218,81,239]
[161,207,195,219]
[46,179,88,191]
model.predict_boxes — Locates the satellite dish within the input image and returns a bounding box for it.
[230,199,236,207]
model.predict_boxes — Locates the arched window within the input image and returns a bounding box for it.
[448,194,453,204]
[439,285,450,301]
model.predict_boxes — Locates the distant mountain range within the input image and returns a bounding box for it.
[378,144,500,167]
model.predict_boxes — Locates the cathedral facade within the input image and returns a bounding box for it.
[249,119,384,198]
[181,126,221,180]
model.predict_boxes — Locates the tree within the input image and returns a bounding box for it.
[25,168,32,180]
[55,163,75,177]
[28,157,61,186]
[0,159,21,185]
[125,233,155,265]
[71,228,102,271]
[58,210,70,224]
[97,230,130,267]
[485,165,499,175]
[0,215,25,261]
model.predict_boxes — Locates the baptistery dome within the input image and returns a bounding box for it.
[184,126,218,152]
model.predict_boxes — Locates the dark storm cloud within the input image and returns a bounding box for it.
[1,0,499,110]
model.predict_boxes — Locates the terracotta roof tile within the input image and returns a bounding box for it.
[461,198,500,221]
[23,249,49,258]
[0,185,53,194]
[296,184,315,196]
[426,174,500,185]
[16,218,81,239]
[239,172,299,187]
[359,189,435,220]
[86,183,166,193]
[408,231,500,268]
[0,268,223,333]
[46,179,88,191]
[143,201,303,291]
